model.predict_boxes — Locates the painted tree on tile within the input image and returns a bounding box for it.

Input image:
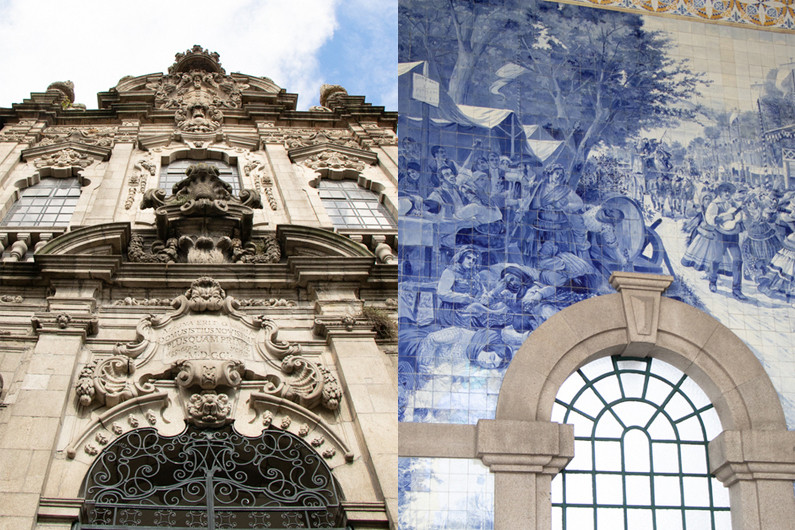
[510,4,706,186]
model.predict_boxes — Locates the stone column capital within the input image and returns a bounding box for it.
[477,419,574,475]
[709,430,795,486]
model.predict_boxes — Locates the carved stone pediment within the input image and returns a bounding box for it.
[75,277,342,433]
[35,127,118,148]
[22,144,109,177]
[144,46,252,132]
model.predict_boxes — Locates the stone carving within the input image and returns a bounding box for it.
[302,150,367,179]
[128,415,139,428]
[322,447,336,459]
[237,298,297,308]
[36,127,117,148]
[244,159,278,211]
[112,297,174,307]
[32,312,99,336]
[127,234,179,264]
[0,296,23,304]
[299,423,310,437]
[33,148,94,169]
[76,356,156,408]
[76,277,340,438]
[85,444,98,456]
[133,164,279,264]
[187,391,232,428]
[145,46,249,132]
[262,410,273,427]
[111,422,123,435]
[311,437,325,447]
[95,432,108,445]
[0,130,31,143]
[173,358,244,389]
[279,356,342,410]
[126,156,156,210]
[285,130,361,151]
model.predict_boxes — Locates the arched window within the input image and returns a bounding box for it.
[80,426,346,529]
[551,356,730,530]
[1,177,80,227]
[160,159,241,194]
[318,180,396,229]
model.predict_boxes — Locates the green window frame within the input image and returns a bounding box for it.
[551,356,730,530]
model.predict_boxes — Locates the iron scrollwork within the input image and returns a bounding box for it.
[81,426,346,529]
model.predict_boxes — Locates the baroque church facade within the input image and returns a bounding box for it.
[0,46,398,530]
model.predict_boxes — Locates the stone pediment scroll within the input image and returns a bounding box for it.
[73,278,342,439]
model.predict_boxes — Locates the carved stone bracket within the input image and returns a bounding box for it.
[313,316,378,339]
[609,272,673,356]
[31,312,98,338]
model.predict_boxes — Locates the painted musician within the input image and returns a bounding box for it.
[706,182,747,300]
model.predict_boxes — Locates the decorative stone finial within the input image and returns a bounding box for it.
[319,84,348,108]
[169,45,225,75]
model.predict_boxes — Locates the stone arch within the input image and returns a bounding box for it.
[497,294,785,432]
[483,272,795,530]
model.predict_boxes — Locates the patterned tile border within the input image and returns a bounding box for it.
[553,0,795,30]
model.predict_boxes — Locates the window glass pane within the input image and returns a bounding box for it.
[553,356,730,529]
[317,179,395,229]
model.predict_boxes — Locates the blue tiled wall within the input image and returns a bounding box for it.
[399,2,795,525]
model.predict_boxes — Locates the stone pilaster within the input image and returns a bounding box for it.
[314,313,398,530]
[710,430,795,530]
[0,290,98,530]
[477,420,574,530]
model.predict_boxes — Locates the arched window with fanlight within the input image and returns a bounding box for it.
[1,177,81,227]
[551,356,731,530]
[318,179,396,230]
[160,159,241,195]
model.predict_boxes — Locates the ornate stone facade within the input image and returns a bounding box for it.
[0,46,397,530]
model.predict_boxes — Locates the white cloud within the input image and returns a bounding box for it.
[0,0,394,111]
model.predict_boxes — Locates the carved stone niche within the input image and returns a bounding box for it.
[73,277,342,438]
[133,163,280,264]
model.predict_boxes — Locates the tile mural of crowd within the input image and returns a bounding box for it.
[398,0,795,431]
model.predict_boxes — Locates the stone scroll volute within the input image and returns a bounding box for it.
[72,277,343,454]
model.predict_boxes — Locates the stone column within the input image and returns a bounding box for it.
[0,283,98,530]
[477,420,574,530]
[710,430,795,530]
[314,309,398,530]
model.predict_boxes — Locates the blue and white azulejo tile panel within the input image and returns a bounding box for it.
[398,0,795,431]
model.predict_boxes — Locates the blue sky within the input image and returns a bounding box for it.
[0,0,396,111]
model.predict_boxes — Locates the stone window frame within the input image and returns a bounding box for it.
[398,272,795,530]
